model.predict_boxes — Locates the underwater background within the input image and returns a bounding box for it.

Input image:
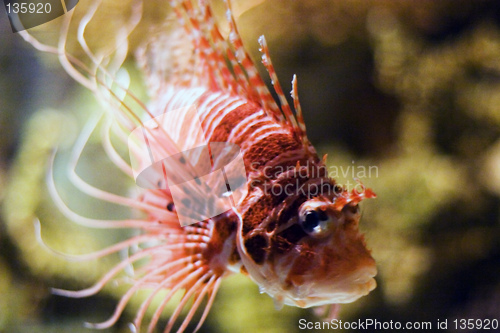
[1,0,500,332]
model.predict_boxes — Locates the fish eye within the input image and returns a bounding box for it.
[300,209,330,236]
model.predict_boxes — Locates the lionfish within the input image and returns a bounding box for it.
[22,0,377,332]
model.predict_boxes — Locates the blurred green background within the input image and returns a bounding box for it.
[1,0,500,332]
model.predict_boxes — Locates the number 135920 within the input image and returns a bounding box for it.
[6,2,51,14]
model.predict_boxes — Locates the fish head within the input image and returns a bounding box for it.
[238,182,377,308]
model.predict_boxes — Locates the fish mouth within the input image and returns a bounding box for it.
[286,265,378,308]
[348,265,378,287]
[326,264,377,298]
